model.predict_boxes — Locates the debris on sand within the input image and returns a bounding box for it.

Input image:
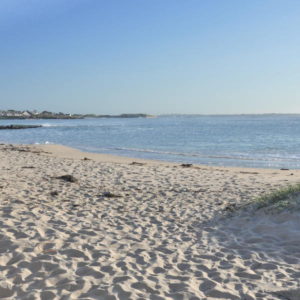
[50,191,59,196]
[130,162,145,166]
[181,163,193,168]
[56,175,78,183]
[102,192,122,198]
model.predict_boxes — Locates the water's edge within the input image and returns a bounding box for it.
[1,115,300,169]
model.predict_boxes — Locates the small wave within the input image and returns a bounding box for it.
[112,147,194,157]
[33,141,54,145]
[34,141,53,145]
[107,147,300,162]
[41,123,66,127]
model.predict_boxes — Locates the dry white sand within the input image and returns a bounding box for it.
[0,144,300,299]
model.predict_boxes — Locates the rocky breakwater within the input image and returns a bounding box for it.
[0,125,42,130]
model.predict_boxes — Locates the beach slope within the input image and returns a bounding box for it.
[0,144,300,299]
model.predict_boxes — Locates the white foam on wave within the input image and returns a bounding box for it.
[34,141,53,145]
[41,123,59,127]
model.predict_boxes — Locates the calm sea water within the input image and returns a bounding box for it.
[1,115,300,169]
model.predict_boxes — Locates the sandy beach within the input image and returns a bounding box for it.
[0,143,300,299]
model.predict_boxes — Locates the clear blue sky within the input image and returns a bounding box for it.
[1,0,300,114]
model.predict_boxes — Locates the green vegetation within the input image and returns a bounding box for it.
[253,183,300,212]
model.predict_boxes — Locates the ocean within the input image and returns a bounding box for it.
[1,114,300,169]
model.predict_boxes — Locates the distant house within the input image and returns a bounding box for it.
[22,111,32,117]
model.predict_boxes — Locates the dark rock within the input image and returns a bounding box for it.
[280,168,289,170]
[0,125,42,130]
[56,175,78,183]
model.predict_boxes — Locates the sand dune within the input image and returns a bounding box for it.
[0,144,299,299]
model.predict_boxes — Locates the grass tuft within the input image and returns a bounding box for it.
[253,183,300,212]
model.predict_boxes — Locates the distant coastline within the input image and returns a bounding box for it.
[0,110,153,120]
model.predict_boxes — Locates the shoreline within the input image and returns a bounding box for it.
[1,143,300,298]
[5,142,299,172]
[1,114,300,170]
